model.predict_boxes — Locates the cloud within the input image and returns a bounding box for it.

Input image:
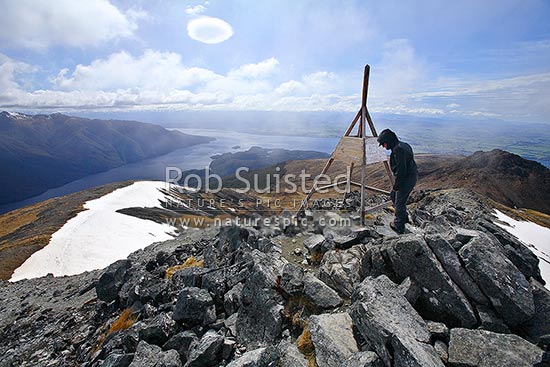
[51,50,219,91]
[228,58,279,79]
[2,49,550,122]
[409,73,550,120]
[186,17,233,44]
[185,5,207,16]
[0,0,143,50]
[0,54,36,90]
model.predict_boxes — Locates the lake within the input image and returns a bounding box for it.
[0,129,339,214]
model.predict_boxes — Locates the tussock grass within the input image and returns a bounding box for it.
[0,206,40,238]
[108,308,137,333]
[297,324,318,367]
[165,256,204,279]
[92,308,137,355]
[309,250,324,265]
[494,202,550,228]
[364,213,376,220]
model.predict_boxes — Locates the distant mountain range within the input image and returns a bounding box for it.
[0,111,213,205]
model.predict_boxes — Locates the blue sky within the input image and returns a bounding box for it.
[0,0,549,122]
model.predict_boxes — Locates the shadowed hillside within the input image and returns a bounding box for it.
[0,111,213,205]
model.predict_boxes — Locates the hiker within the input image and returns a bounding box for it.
[377,129,418,234]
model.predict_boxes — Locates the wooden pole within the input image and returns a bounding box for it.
[349,181,391,195]
[344,109,361,136]
[360,65,369,225]
[342,162,354,201]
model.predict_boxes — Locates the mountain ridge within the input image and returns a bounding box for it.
[0,187,548,366]
[0,111,214,205]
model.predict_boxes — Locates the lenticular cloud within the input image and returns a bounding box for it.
[187,16,233,44]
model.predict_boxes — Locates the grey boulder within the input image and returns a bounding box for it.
[303,274,342,310]
[185,331,224,367]
[225,346,279,367]
[277,341,309,367]
[309,313,359,367]
[162,331,198,363]
[342,351,383,367]
[236,251,285,348]
[303,234,326,253]
[459,233,535,327]
[424,233,488,305]
[368,235,477,327]
[224,283,244,316]
[521,279,550,343]
[318,244,367,298]
[350,275,444,367]
[280,263,304,296]
[173,287,216,326]
[448,328,543,367]
[129,340,181,367]
[96,260,132,302]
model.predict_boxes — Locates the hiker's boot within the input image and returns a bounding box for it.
[390,221,404,234]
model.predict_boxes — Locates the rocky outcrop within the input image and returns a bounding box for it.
[235,251,285,349]
[0,188,548,367]
[448,328,543,367]
[225,346,279,367]
[96,260,132,303]
[173,287,216,326]
[185,331,224,367]
[362,235,477,327]
[278,341,309,367]
[424,234,488,305]
[350,275,445,367]
[309,313,358,367]
[342,351,383,367]
[129,341,181,367]
[302,274,342,310]
[318,244,367,298]
[459,233,535,327]
[521,279,550,343]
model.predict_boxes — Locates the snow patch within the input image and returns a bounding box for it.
[4,111,29,120]
[10,181,177,281]
[494,209,550,289]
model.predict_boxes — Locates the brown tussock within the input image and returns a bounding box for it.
[165,256,204,279]
[297,324,318,367]
[92,308,137,355]
[309,250,324,265]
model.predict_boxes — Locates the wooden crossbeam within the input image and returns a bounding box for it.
[364,200,393,214]
[349,181,391,195]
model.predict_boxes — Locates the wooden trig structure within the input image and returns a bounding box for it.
[298,65,394,225]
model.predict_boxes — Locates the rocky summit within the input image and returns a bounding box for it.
[1,188,549,367]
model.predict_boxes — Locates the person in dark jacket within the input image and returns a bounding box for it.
[377,129,418,234]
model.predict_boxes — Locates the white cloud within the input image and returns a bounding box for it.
[275,80,305,95]
[0,0,143,50]
[51,50,219,91]
[185,5,207,16]
[187,17,233,44]
[2,49,550,122]
[228,58,279,79]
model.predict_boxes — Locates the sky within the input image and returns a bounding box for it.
[0,0,549,123]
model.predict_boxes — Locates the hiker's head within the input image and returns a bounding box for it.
[377,129,398,150]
